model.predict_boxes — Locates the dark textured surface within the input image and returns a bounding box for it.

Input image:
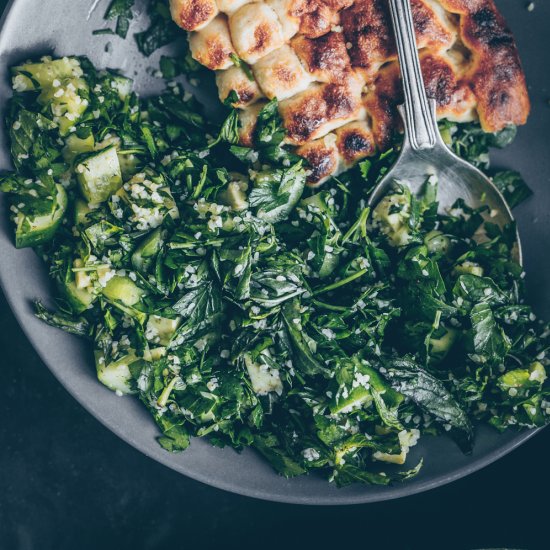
[1,0,549,548]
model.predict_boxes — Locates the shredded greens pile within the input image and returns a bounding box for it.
[1,56,548,486]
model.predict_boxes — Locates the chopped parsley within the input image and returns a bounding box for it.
[134,0,181,57]
[1,56,547,486]
[104,0,135,39]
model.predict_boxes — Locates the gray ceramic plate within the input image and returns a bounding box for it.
[0,0,549,505]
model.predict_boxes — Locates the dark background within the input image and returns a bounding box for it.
[0,1,549,549]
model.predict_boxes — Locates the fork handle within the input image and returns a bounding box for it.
[388,0,438,150]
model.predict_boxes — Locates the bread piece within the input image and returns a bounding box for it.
[229,3,285,64]
[296,133,340,185]
[335,119,376,167]
[291,31,351,83]
[173,0,531,185]
[366,51,477,150]
[266,0,304,41]
[216,65,264,107]
[279,72,365,144]
[170,0,219,31]
[253,45,312,100]
[217,0,252,15]
[299,0,339,39]
[341,0,456,82]
[189,15,236,70]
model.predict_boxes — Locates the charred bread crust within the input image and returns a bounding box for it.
[176,0,530,184]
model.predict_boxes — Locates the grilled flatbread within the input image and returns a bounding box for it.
[171,0,530,184]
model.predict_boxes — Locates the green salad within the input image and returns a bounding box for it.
[1,56,548,486]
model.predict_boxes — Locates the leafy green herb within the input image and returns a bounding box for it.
[2,56,548,488]
[159,54,201,80]
[439,121,517,170]
[34,302,92,338]
[92,29,116,36]
[382,357,474,452]
[209,109,240,148]
[492,170,533,208]
[156,416,190,452]
[104,0,135,39]
[249,162,306,223]
[253,434,306,478]
[469,302,511,366]
[231,98,299,167]
[229,54,255,82]
[134,0,180,57]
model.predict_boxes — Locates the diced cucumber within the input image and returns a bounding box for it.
[76,146,123,203]
[498,361,547,391]
[74,198,92,226]
[198,411,216,424]
[14,184,67,248]
[143,346,167,362]
[424,230,451,256]
[13,58,89,135]
[372,193,412,247]
[96,135,140,180]
[63,280,95,314]
[373,430,420,465]
[101,275,147,323]
[244,353,283,396]
[40,79,89,135]
[454,261,484,277]
[529,361,547,384]
[429,326,458,359]
[372,450,407,465]
[110,75,133,100]
[146,315,180,346]
[12,57,83,91]
[102,275,144,307]
[72,259,90,290]
[95,351,138,395]
[60,259,97,314]
[329,358,375,414]
[64,132,95,163]
[219,180,248,211]
[330,385,371,414]
[75,270,90,290]
[131,228,163,274]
